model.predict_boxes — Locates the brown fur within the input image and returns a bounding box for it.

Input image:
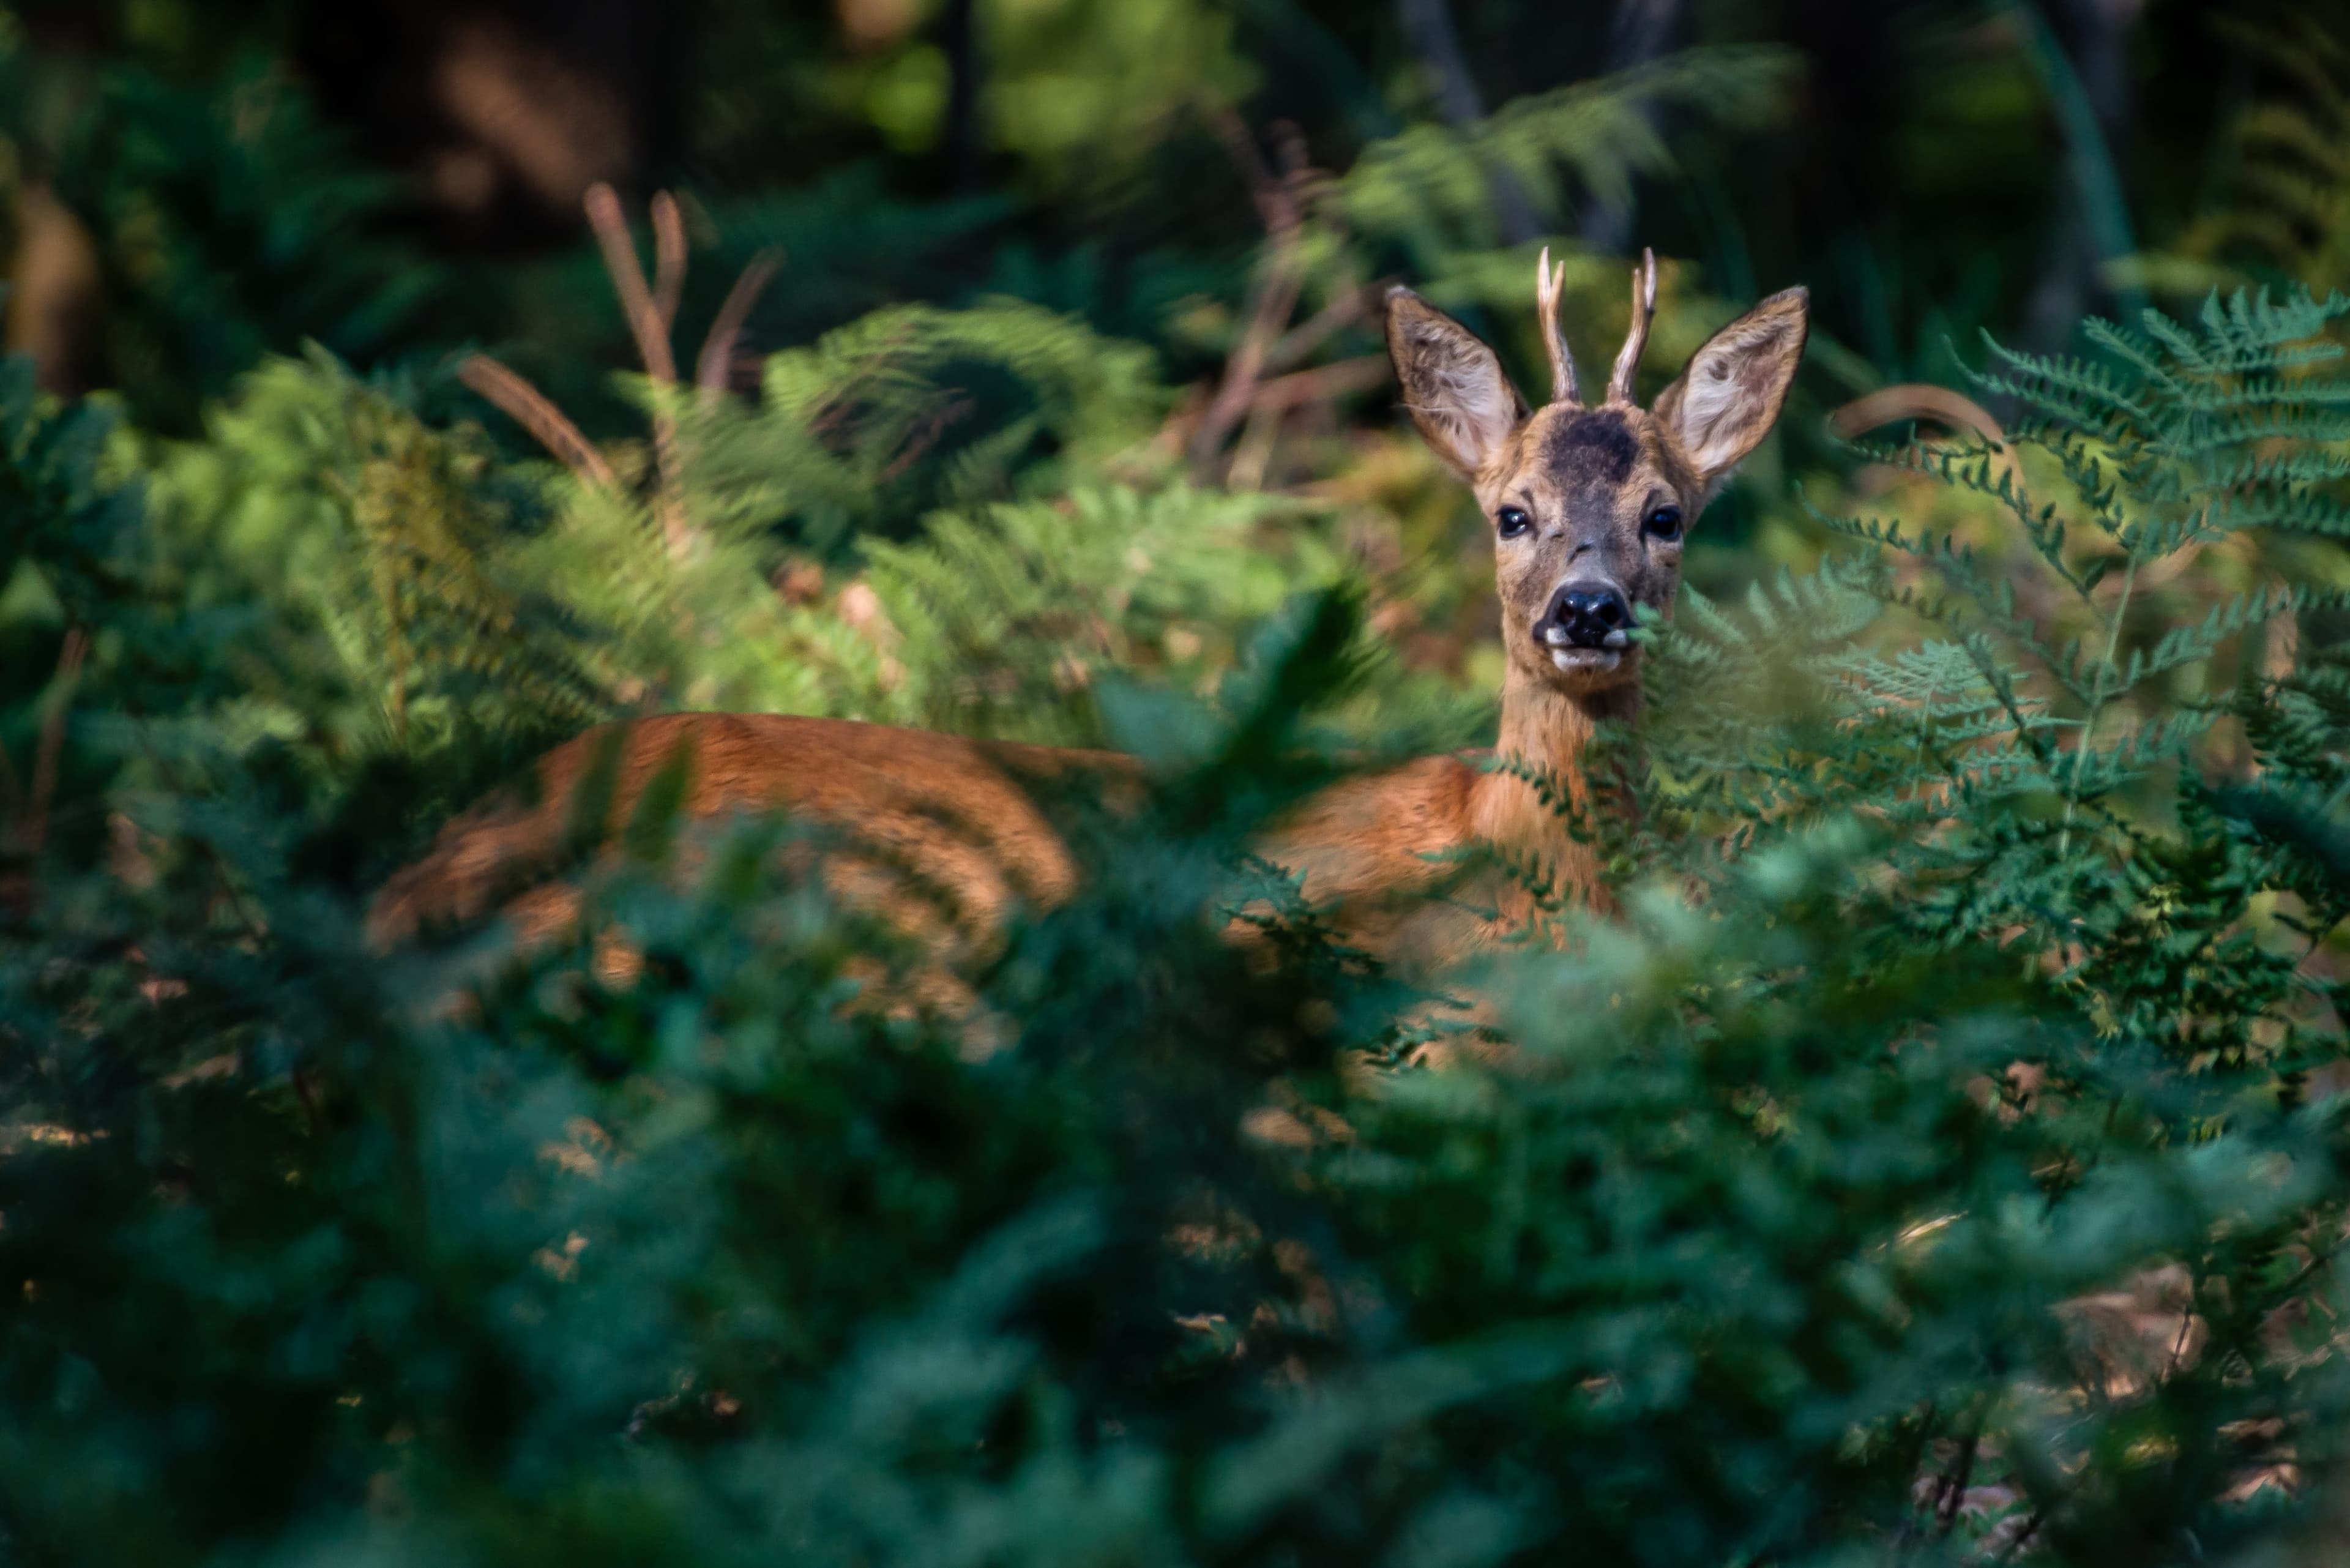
[368,263,1809,981]
[367,712,1134,956]
[1367,278,1807,943]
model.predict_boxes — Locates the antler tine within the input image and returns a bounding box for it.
[1605,246,1657,405]
[1535,245,1579,406]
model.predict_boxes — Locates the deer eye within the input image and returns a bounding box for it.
[1644,504,1684,542]
[1496,506,1532,539]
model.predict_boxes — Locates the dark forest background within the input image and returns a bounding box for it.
[10,2,2350,1564]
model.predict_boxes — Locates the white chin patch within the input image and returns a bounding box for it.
[1550,647,1624,674]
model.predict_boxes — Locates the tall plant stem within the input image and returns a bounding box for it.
[2059,549,2138,857]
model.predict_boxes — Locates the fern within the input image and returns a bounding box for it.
[1329,47,1800,397]
[2121,14,2350,296]
[856,484,1341,744]
[657,299,1166,558]
[1641,284,2350,1073]
[1336,47,1799,263]
[141,348,606,793]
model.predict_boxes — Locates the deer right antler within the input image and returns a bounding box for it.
[1535,245,1579,406]
[1604,247,1656,405]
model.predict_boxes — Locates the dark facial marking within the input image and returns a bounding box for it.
[1542,411,1639,485]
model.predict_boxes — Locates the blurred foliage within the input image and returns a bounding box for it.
[10,0,2350,1564]
[148,351,606,762]
[2119,16,2350,299]
[13,50,463,430]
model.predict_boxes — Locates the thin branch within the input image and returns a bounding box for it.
[1228,346,1386,490]
[1227,399,1283,494]
[26,625,88,857]
[1192,114,1313,473]
[2061,548,2137,856]
[1209,105,1297,235]
[1248,356,1392,412]
[584,182,677,384]
[649,424,692,559]
[1147,381,1215,461]
[616,190,694,554]
[696,248,782,400]
[582,184,694,553]
[1261,283,1378,379]
[457,354,617,488]
[650,192,688,341]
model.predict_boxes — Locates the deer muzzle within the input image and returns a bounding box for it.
[1537,581,1633,653]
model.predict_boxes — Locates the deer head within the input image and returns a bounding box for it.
[1386,250,1808,700]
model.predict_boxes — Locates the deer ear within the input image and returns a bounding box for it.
[1386,287,1528,479]
[1653,286,1808,488]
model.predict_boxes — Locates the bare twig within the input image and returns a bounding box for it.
[696,248,782,400]
[1147,382,1214,461]
[650,192,687,340]
[582,183,693,556]
[1192,114,1314,474]
[1248,356,1392,412]
[1226,358,1393,492]
[1227,401,1284,494]
[584,182,677,384]
[26,625,88,857]
[649,444,693,558]
[1260,284,1378,379]
[1210,106,1295,234]
[457,354,617,488]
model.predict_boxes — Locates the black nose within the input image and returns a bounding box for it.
[1539,582,1632,650]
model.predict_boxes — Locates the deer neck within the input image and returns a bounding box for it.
[1469,670,1639,919]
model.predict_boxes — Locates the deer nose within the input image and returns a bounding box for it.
[1539,582,1633,651]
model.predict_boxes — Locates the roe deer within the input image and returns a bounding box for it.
[367,251,1808,974]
